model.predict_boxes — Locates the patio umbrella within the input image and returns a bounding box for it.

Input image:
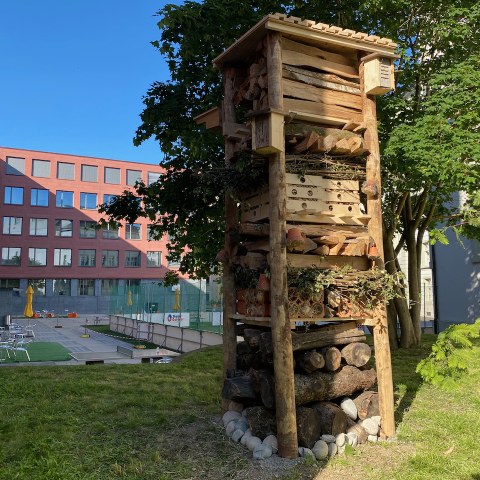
[24,285,34,319]
[127,290,133,306]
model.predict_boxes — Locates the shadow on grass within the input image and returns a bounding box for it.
[389,334,436,425]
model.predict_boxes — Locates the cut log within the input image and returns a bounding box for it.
[341,342,372,367]
[243,328,263,350]
[353,391,380,420]
[329,235,346,255]
[244,238,270,253]
[311,245,330,256]
[245,406,277,438]
[296,407,322,448]
[221,374,258,403]
[313,235,343,246]
[297,350,325,373]
[294,366,377,406]
[252,369,276,409]
[342,239,367,256]
[293,130,320,153]
[302,237,319,254]
[331,138,352,155]
[312,401,348,436]
[322,346,342,371]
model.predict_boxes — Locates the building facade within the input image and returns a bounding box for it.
[0,146,180,316]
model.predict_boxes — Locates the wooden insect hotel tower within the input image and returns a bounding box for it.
[196,14,398,458]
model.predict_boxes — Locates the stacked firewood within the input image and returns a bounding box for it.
[221,321,384,458]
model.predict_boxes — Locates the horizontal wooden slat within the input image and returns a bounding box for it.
[285,253,370,270]
[282,37,356,67]
[283,66,360,95]
[283,49,359,79]
[283,98,363,125]
[283,78,362,110]
[193,107,221,131]
[286,212,370,226]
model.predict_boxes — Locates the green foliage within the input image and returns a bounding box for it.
[416,319,480,389]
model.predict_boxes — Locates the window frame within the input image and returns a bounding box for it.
[3,216,22,235]
[53,248,72,267]
[4,186,24,205]
[30,188,49,207]
[56,190,74,208]
[54,219,73,237]
[28,248,47,266]
[30,218,48,236]
[1,247,21,266]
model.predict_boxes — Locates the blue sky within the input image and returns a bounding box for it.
[0,1,180,164]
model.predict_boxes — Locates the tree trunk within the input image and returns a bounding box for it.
[386,300,399,350]
[406,228,421,345]
[384,234,416,348]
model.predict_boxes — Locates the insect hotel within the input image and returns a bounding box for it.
[196,14,398,459]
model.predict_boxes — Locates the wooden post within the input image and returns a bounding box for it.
[267,31,298,458]
[360,59,395,438]
[222,66,239,412]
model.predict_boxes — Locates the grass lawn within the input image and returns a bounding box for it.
[1,335,479,479]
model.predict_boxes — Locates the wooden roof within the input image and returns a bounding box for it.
[214,13,397,68]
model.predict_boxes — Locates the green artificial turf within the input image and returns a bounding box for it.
[0,342,71,363]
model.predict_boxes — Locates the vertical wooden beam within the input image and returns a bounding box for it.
[221,66,239,412]
[267,31,298,458]
[360,59,395,438]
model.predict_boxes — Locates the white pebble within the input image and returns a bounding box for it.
[225,420,236,437]
[231,429,244,443]
[321,434,336,443]
[328,442,338,456]
[368,435,378,443]
[360,418,379,436]
[240,429,252,446]
[253,444,273,460]
[222,410,241,427]
[298,447,315,460]
[346,432,358,447]
[335,433,346,447]
[312,440,329,460]
[371,415,381,426]
[235,418,249,433]
[340,397,358,420]
[263,435,278,454]
[246,436,262,452]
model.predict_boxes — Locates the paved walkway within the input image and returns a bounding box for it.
[2,316,143,367]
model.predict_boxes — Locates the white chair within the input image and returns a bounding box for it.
[10,339,31,361]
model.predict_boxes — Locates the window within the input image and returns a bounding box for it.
[102,224,118,239]
[125,250,141,267]
[80,192,97,210]
[126,223,141,240]
[81,164,98,182]
[101,279,118,295]
[78,249,96,267]
[0,279,20,290]
[3,217,22,235]
[4,186,23,205]
[28,248,47,266]
[56,190,74,208]
[57,162,75,180]
[28,279,46,296]
[147,225,161,241]
[79,220,97,238]
[168,257,181,268]
[126,169,141,186]
[148,171,161,185]
[54,248,72,266]
[103,194,117,206]
[104,167,120,184]
[30,218,48,236]
[147,251,162,267]
[53,279,71,296]
[78,279,95,296]
[126,279,141,288]
[1,247,21,265]
[55,219,73,237]
[32,159,50,178]
[31,188,49,207]
[6,157,25,175]
[102,250,119,267]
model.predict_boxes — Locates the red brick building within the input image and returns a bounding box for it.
[0,146,177,313]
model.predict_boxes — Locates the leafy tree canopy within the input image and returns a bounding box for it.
[100,0,480,283]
